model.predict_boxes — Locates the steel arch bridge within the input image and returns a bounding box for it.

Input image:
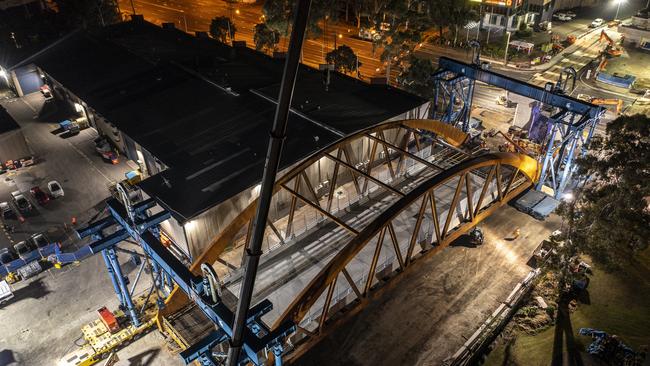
[157,119,540,363]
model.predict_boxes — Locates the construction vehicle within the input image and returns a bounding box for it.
[598,30,623,57]
[58,293,159,366]
[590,98,624,115]
[0,280,13,305]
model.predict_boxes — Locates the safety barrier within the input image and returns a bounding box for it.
[596,72,636,89]
[444,268,541,366]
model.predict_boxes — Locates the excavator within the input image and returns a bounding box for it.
[591,98,624,115]
[599,30,623,57]
[578,94,624,115]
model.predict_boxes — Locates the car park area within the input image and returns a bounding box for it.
[0,92,134,275]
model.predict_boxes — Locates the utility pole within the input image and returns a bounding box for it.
[130,0,135,14]
[504,31,511,66]
[226,0,312,365]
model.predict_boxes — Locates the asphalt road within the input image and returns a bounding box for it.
[0,93,132,253]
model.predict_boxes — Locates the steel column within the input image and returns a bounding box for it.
[102,249,125,307]
[107,248,141,326]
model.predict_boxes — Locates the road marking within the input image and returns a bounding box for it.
[133,0,185,13]
[20,98,36,113]
[66,139,113,184]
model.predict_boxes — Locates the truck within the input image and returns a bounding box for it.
[0,280,14,305]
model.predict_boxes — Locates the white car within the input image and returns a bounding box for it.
[47,180,64,198]
[553,13,571,21]
[590,18,604,27]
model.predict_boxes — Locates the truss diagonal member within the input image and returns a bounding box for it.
[362,139,380,194]
[325,153,405,197]
[406,193,428,264]
[286,177,302,238]
[378,130,396,179]
[279,183,359,235]
[326,149,343,213]
[341,146,362,196]
[466,173,475,222]
[365,133,444,172]
[342,268,363,299]
[387,223,404,270]
[473,165,496,218]
[364,227,386,295]
[319,276,338,332]
[442,173,466,239]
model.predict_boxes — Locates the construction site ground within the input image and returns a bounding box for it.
[295,205,562,366]
[606,46,650,82]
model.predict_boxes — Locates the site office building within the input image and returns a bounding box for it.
[20,18,428,262]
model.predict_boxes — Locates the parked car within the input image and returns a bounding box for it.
[0,248,15,265]
[30,186,50,205]
[577,94,592,102]
[13,240,34,259]
[553,13,571,21]
[11,191,32,214]
[29,233,50,248]
[590,18,604,27]
[565,10,577,19]
[0,201,15,220]
[47,180,64,198]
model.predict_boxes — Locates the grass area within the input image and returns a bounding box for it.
[485,249,650,365]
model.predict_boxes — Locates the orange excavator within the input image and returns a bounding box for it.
[599,30,623,57]
[591,98,624,115]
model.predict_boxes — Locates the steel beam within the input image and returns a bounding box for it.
[325,153,404,197]
[436,57,601,117]
[280,183,359,235]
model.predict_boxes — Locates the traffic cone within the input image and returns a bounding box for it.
[71,216,77,225]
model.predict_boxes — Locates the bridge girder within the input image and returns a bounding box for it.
[157,119,539,362]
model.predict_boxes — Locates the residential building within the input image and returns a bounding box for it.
[619,7,650,48]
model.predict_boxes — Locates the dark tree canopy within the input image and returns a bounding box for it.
[557,114,650,271]
[326,45,361,74]
[54,0,120,28]
[254,23,279,53]
[210,16,236,43]
[397,55,436,98]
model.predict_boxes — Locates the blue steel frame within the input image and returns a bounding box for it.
[73,197,295,365]
[431,56,605,198]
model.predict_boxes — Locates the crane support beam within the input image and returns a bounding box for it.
[436,57,602,118]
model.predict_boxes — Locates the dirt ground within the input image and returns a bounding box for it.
[295,205,562,366]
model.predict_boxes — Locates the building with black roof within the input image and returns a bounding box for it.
[0,105,30,164]
[14,17,429,259]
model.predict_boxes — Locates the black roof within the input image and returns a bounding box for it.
[0,106,20,134]
[19,19,426,221]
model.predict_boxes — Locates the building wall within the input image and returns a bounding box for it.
[183,102,431,261]
[619,24,650,46]
[0,129,30,162]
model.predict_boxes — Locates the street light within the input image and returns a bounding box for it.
[614,0,626,21]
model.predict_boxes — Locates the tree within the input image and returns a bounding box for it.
[556,114,650,271]
[326,45,361,74]
[397,55,435,98]
[54,0,120,28]
[447,0,478,46]
[209,16,236,43]
[254,23,279,53]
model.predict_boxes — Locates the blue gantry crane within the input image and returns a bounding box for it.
[430,56,605,199]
